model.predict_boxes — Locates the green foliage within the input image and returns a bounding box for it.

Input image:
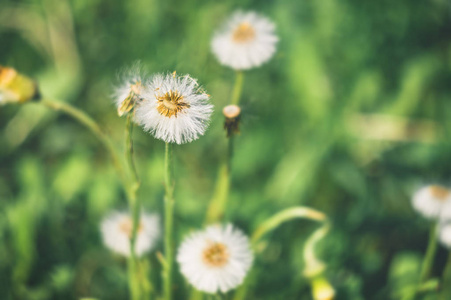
[1,0,451,299]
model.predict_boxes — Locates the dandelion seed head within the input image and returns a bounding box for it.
[412,185,451,220]
[113,63,146,116]
[212,11,278,70]
[177,224,253,294]
[100,210,159,257]
[134,73,213,144]
[440,223,451,248]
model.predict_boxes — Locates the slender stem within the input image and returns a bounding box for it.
[127,113,141,253]
[163,142,175,300]
[441,251,451,300]
[230,71,244,105]
[127,258,141,300]
[40,99,143,298]
[39,99,127,188]
[419,224,438,283]
[126,113,142,300]
[126,114,141,189]
[205,71,243,224]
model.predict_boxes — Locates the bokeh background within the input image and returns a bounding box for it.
[1,0,451,299]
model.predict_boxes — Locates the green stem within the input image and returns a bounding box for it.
[205,138,233,223]
[127,114,141,250]
[205,71,242,224]
[251,207,326,245]
[39,99,127,188]
[40,99,143,298]
[230,71,244,105]
[234,207,328,300]
[419,224,438,283]
[126,113,142,300]
[127,258,141,300]
[441,251,451,300]
[163,142,175,300]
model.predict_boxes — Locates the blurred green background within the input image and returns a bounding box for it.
[1,0,451,299]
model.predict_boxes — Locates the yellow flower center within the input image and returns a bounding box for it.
[429,185,450,201]
[232,22,256,43]
[118,217,144,238]
[202,242,229,267]
[156,90,190,117]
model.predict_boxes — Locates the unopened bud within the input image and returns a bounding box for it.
[0,66,40,104]
[223,104,241,137]
[312,277,335,300]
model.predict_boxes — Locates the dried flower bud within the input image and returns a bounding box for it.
[311,277,335,300]
[0,66,40,104]
[223,104,241,137]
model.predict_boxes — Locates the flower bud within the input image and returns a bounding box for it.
[0,66,40,104]
[223,104,241,137]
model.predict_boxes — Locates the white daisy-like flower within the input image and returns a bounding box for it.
[100,211,160,257]
[412,185,451,219]
[211,11,278,70]
[134,72,213,144]
[439,223,451,248]
[113,63,146,117]
[177,224,253,294]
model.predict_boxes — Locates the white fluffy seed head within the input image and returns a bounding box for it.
[440,223,451,248]
[113,63,146,116]
[412,185,451,220]
[177,224,254,294]
[134,73,213,144]
[211,11,278,70]
[100,211,160,257]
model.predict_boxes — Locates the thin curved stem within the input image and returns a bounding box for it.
[234,207,328,300]
[40,99,142,299]
[163,142,175,300]
[40,99,127,188]
[251,207,326,245]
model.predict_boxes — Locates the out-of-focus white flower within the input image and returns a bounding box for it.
[101,211,159,257]
[134,72,213,144]
[113,63,146,117]
[412,185,451,220]
[177,224,253,294]
[439,223,451,248]
[211,11,278,70]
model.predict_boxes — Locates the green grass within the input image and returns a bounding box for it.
[1,0,451,299]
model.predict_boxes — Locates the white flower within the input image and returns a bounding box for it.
[177,224,253,294]
[211,11,278,70]
[113,63,146,117]
[412,185,451,219]
[134,73,213,144]
[100,211,159,257]
[439,223,451,248]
